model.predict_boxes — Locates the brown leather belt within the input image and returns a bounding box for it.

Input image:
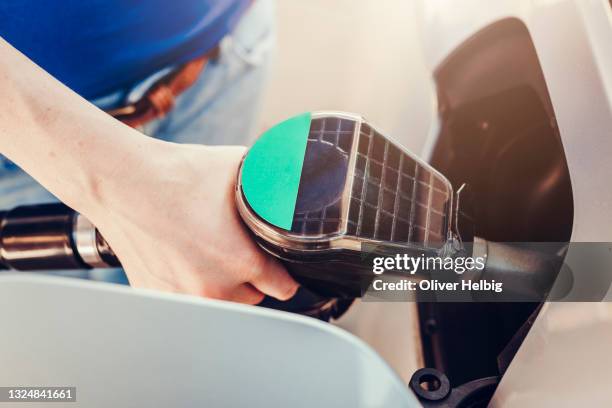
[106,47,219,127]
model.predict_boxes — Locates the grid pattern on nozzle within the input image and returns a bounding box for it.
[290,117,355,235]
[347,123,450,248]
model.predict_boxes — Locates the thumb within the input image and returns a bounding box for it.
[250,255,299,301]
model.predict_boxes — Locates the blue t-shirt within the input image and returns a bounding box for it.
[0,1,250,99]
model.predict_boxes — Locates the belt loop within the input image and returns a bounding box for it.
[146,85,175,116]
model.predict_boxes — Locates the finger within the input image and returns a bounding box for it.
[227,283,265,305]
[250,256,299,301]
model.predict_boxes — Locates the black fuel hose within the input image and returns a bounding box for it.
[0,203,118,270]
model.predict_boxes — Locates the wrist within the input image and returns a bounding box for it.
[74,130,168,222]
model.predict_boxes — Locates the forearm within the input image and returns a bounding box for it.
[0,37,159,218]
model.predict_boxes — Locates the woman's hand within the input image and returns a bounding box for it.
[1,39,296,304]
[87,142,299,304]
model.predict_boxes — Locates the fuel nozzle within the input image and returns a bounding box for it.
[236,111,566,301]
[235,111,457,297]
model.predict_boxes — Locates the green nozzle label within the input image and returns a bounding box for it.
[241,112,311,230]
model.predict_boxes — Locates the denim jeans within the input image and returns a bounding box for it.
[0,0,275,282]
